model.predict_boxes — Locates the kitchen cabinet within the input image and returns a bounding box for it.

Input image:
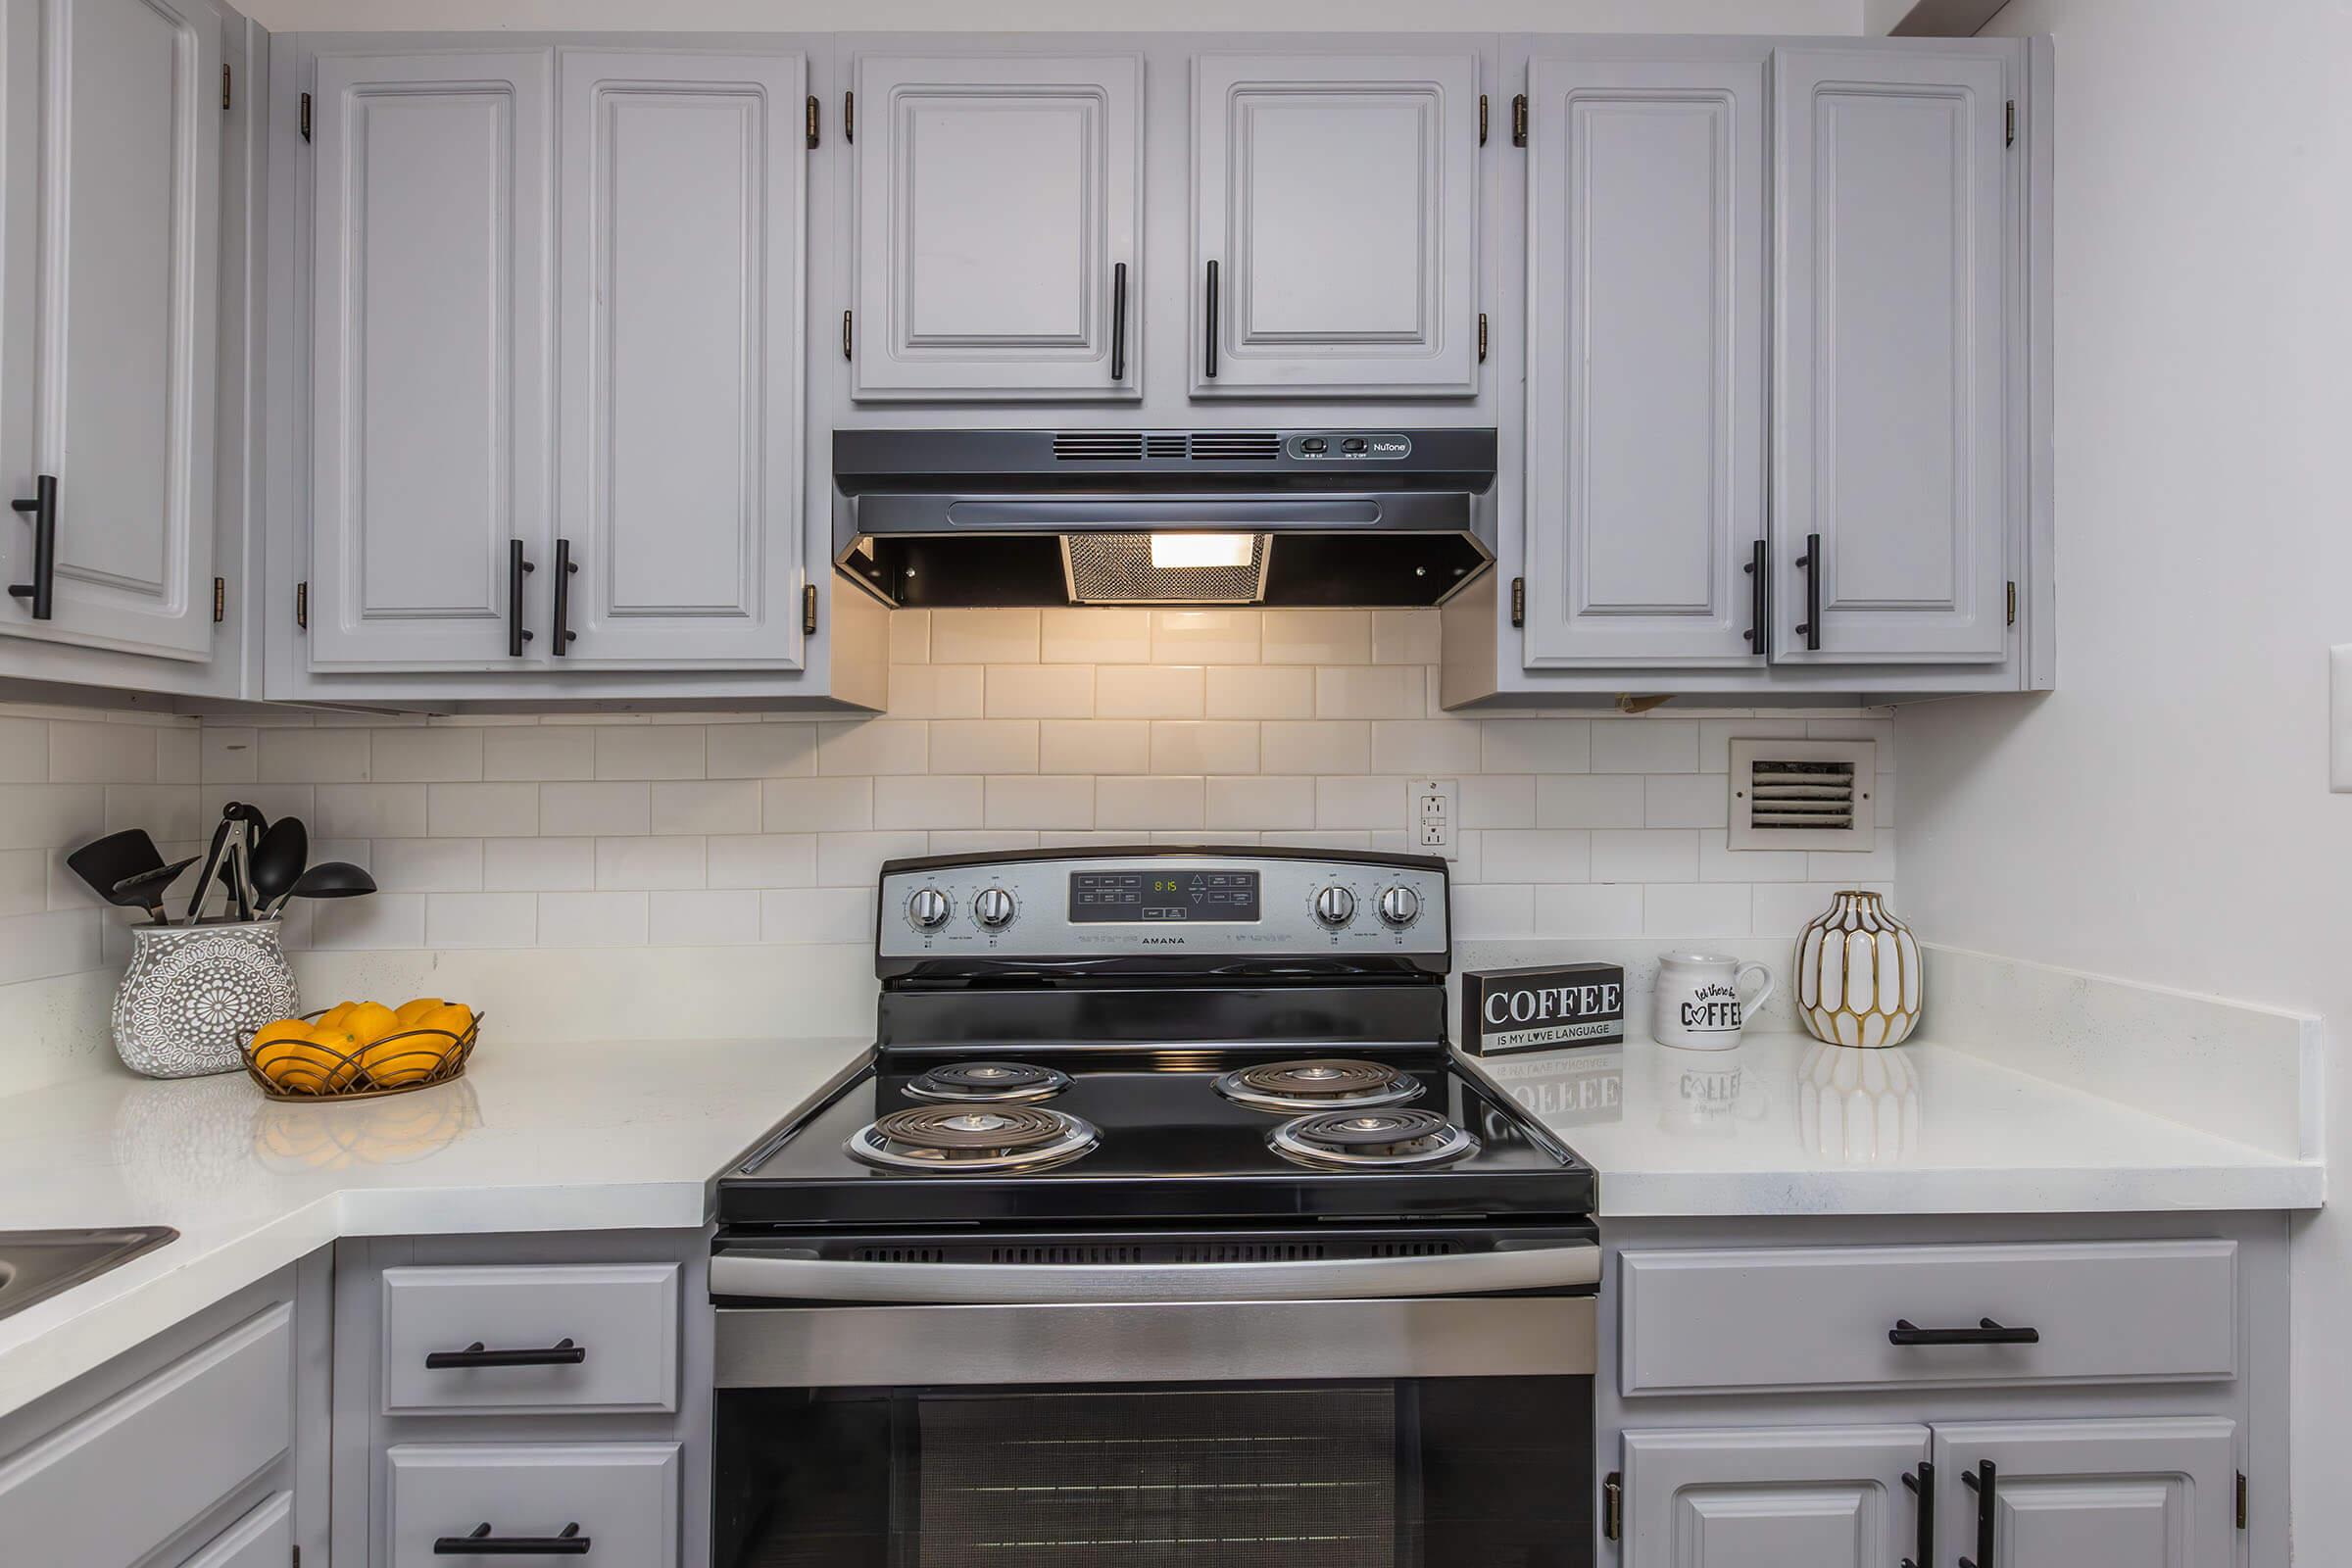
[306,48,553,671]
[1519,53,1765,667]
[1770,47,2012,665]
[0,0,222,662]
[849,51,1140,401]
[1191,51,1481,398]
[1619,1425,1928,1568]
[1932,1418,2239,1568]
[555,48,808,667]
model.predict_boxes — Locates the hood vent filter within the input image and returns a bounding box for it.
[1064,532,1269,604]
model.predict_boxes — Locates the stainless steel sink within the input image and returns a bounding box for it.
[0,1228,177,1321]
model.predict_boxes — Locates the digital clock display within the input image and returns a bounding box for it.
[1069,869,1261,923]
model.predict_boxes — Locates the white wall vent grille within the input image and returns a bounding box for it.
[1727,738,1877,852]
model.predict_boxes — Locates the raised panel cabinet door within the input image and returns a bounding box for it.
[852,52,1140,401]
[1192,51,1479,397]
[556,49,807,667]
[1932,1419,2238,1568]
[1621,1426,1930,1568]
[1521,56,1765,667]
[0,0,220,660]
[1773,48,2011,663]
[386,1443,680,1568]
[308,50,553,670]
[175,1491,292,1568]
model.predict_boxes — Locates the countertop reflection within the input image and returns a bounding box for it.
[1459,1029,2314,1218]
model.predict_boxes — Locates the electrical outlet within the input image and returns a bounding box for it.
[2333,647,2352,793]
[1411,777,1459,858]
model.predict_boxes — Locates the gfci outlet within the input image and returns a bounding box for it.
[2333,647,2352,792]
[1411,778,1459,858]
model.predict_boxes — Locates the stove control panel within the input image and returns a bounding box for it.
[879,852,1446,963]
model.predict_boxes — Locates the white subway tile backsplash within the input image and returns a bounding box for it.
[985,664,1096,718]
[199,725,257,785]
[259,728,370,783]
[373,838,486,893]
[818,830,931,887]
[483,724,596,781]
[931,720,1040,775]
[371,728,485,783]
[705,723,818,780]
[1370,611,1441,665]
[1262,611,1370,665]
[1642,882,1753,938]
[1260,721,1370,775]
[1043,608,1151,663]
[542,781,651,838]
[484,837,597,892]
[106,784,203,841]
[1097,775,1205,830]
[984,775,1095,829]
[1644,773,1730,829]
[760,886,874,944]
[1480,830,1592,884]
[1699,717,1808,772]
[1040,720,1149,775]
[1700,829,1808,883]
[1203,665,1314,720]
[1482,719,1590,774]
[1151,610,1258,664]
[47,721,155,784]
[650,889,760,946]
[875,775,983,830]
[1314,775,1405,830]
[427,782,540,838]
[760,775,873,834]
[1149,721,1257,775]
[1591,719,1699,774]
[886,664,986,719]
[311,892,425,950]
[594,725,705,780]
[1315,665,1421,719]
[1205,775,1313,831]
[651,779,762,836]
[0,908,100,984]
[889,609,931,664]
[313,783,427,839]
[818,718,929,775]
[707,833,816,889]
[1452,884,1535,939]
[1459,774,1536,829]
[1369,719,1480,775]
[0,849,43,916]
[1592,829,1700,883]
[0,718,46,781]
[1533,883,1647,938]
[1536,774,1645,829]
[156,727,199,785]
[596,835,707,891]
[1809,828,1898,883]
[1096,665,1204,719]
[931,829,1040,855]
[932,609,1041,664]
[538,891,651,948]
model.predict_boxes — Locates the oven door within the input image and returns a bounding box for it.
[711,1239,1597,1567]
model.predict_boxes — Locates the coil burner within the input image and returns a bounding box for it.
[903,1061,1072,1103]
[848,1105,1100,1173]
[1213,1057,1423,1114]
[1267,1107,1477,1170]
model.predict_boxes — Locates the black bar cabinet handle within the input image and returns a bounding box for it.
[1899,1459,1933,1568]
[1958,1459,1995,1568]
[1889,1317,2040,1347]
[552,536,577,655]
[9,473,57,620]
[1110,261,1128,382]
[507,539,535,658]
[433,1522,589,1556]
[1203,259,1219,380]
[1741,536,1766,654]
[1793,530,1821,651]
[425,1337,585,1370]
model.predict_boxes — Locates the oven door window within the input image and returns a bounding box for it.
[716,1377,1592,1567]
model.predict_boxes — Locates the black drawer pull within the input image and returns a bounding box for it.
[1741,535,1766,654]
[1889,1317,2040,1347]
[433,1522,589,1556]
[552,536,577,655]
[1898,1459,1933,1568]
[1793,530,1821,650]
[1958,1459,1995,1568]
[10,473,57,620]
[425,1337,585,1370]
[507,538,535,658]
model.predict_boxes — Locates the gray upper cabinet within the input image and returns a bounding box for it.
[1932,1418,2238,1568]
[0,0,221,662]
[1191,51,1480,398]
[555,47,808,667]
[1772,47,2012,664]
[1520,54,1764,667]
[1621,1426,1929,1568]
[850,52,1140,402]
[308,49,553,671]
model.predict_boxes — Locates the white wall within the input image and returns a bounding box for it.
[241,0,1862,32]
[1900,1,2352,1557]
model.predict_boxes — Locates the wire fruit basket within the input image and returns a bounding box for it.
[239,1007,481,1102]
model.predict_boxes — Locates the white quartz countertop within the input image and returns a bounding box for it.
[0,1034,871,1417]
[1462,1031,2326,1218]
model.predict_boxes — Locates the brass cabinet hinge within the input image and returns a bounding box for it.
[299,91,312,142]
[2005,98,2016,146]
[295,581,308,630]
[806,94,819,150]
[212,576,225,623]
[2237,1471,2248,1530]
[1478,93,1489,146]
[803,583,819,636]
[2006,580,2017,626]
[222,64,231,111]
[1511,93,1528,146]
[1509,575,1525,628]
[844,90,855,143]
[1477,313,1488,364]
[842,310,854,361]
[1602,1473,1622,1542]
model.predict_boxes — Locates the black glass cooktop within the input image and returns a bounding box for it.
[719,1048,1595,1228]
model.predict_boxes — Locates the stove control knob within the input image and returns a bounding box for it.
[1313,885,1357,928]
[1377,885,1422,928]
[973,887,1017,929]
[906,888,952,931]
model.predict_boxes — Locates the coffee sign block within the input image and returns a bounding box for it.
[1461,963,1626,1055]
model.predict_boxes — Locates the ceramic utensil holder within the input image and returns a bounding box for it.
[112,919,299,1079]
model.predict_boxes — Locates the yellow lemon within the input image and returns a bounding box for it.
[352,1034,439,1089]
[394,997,447,1026]
[413,1004,476,1045]
[342,1002,401,1046]
[316,1000,360,1030]
[306,1024,367,1090]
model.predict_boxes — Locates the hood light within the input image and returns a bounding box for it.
[1149,532,1259,570]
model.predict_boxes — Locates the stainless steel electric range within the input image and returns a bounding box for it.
[711,847,1598,1568]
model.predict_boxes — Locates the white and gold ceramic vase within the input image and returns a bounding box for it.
[1793,891,1921,1049]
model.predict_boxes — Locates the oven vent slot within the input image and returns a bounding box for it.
[851,1246,949,1263]
[1370,1240,1465,1257]
[1052,431,1145,462]
[1189,431,1282,461]
[1145,433,1187,459]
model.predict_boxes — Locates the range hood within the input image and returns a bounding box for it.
[833,428,1496,610]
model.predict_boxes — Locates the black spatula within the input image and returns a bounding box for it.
[66,830,166,909]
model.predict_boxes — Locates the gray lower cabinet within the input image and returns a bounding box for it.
[386,1442,681,1567]
[1933,1418,2239,1568]
[0,1257,328,1568]
[1191,48,1482,398]
[1621,1425,1927,1568]
[849,48,1142,402]
[0,0,223,663]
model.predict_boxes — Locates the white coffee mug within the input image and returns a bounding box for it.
[1651,953,1775,1051]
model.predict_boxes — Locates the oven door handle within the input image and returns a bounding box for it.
[710,1242,1599,1304]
